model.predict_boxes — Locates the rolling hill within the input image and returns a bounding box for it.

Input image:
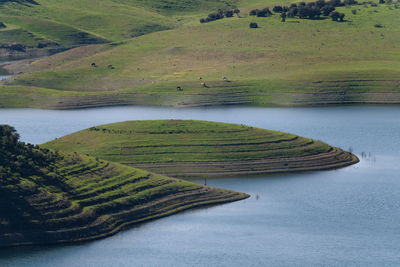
[0,0,399,107]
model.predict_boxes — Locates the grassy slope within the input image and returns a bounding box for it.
[0,125,248,247]
[43,120,359,177]
[1,1,399,108]
[0,0,237,47]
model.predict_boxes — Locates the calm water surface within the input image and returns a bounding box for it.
[0,106,399,266]
[0,75,11,81]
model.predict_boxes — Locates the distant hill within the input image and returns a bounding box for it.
[0,124,248,247]
[1,0,399,108]
[44,120,359,177]
[0,0,237,60]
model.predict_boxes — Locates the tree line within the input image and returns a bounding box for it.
[200,8,240,23]
[249,0,355,21]
[0,125,60,182]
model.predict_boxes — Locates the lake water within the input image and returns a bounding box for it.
[0,75,11,81]
[0,106,399,266]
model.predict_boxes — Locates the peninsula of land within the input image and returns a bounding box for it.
[0,125,248,247]
[44,120,359,177]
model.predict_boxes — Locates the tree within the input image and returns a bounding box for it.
[288,7,298,17]
[257,8,272,17]
[225,10,234,17]
[329,11,340,21]
[281,12,287,22]
[321,5,335,16]
[338,12,345,21]
[316,0,326,8]
[249,22,258,28]
[273,5,283,12]
[249,9,258,16]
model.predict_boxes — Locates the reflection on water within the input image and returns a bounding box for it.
[0,106,399,266]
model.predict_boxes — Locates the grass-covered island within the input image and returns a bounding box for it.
[44,120,359,177]
[0,125,248,247]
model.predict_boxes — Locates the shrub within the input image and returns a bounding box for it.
[249,22,258,28]
[374,23,383,27]
[351,9,357,14]
[0,22,5,29]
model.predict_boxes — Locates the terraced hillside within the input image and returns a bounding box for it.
[44,120,359,177]
[0,125,248,247]
[1,0,399,108]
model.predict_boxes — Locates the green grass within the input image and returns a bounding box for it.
[43,120,359,177]
[0,0,237,47]
[0,125,248,247]
[1,1,399,108]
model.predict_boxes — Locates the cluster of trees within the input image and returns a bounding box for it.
[200,8,240,23]
[0,125,60,181]
[250,0,356,21]
[249,7,273,17]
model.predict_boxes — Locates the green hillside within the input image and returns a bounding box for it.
[0,0,399,107]
[0,124,248,247]
[0,0,237,60]
[44,120,359,177]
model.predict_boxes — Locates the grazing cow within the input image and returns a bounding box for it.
[177,86,183,91]
[201,82,207,88]
[91,63,96,67]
